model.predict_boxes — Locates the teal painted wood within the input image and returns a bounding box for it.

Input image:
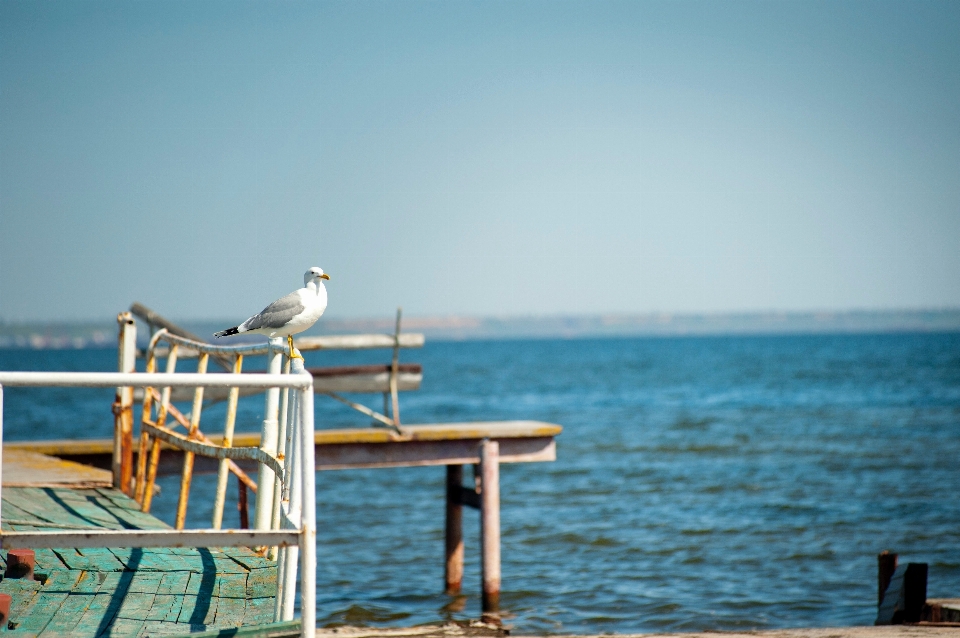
[53,546,127,572]
[240,597,275,627]
[12,591,69,633]
[212,592,246,628]
[1,487,278,637]
[40,569,82,592]
[221,548,275,571]
[246,568,278,599]
[101,615,146,636]
[218,573,248,599]
[38,592,99,635]
[0,577,43,622]
[160,619,301,638]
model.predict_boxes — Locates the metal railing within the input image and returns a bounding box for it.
[0,369,317,638]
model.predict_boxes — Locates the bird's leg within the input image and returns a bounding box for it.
[287,335,303,360]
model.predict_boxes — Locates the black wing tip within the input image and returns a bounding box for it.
[214,327,240,338]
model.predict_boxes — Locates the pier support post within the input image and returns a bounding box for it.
[479,439,501,613]
[445,464,464,594]
[879,551,898,606]
[114,312,137,496]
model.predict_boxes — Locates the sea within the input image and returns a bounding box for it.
[1,332,958,634]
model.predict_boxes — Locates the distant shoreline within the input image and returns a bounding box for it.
[2,309,959,349]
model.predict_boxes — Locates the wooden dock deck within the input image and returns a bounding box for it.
[0,486,278,636]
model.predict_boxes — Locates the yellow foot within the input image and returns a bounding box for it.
[287,336,304,360]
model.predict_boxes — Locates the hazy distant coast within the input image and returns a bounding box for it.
[2,309,959,349]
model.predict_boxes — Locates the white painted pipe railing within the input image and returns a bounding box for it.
[0,368,317,638]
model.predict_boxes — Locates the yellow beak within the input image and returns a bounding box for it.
[320,273,331,280]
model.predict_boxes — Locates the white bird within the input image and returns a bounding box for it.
[214,267,330,359]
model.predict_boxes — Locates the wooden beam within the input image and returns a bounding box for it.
[294,333,424,350]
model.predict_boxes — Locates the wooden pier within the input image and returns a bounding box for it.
[0,485,279,636]
[0,422,560,633]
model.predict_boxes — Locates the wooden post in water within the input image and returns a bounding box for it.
[445,464,464,594]
[479,439,501,612]
[114,312,137,496]
[879,550,898,606]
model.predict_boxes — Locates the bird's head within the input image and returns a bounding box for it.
[304,267,330,287]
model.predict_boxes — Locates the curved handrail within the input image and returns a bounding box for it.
[142,421,284,478]
[151,329,287,357]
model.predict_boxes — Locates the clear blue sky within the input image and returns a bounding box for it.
[2,0,958,322]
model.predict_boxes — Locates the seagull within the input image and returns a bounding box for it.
[214,267,330,359]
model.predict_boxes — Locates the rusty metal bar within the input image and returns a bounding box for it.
[130,302,233,371]
[141,343,179,511]
[141,422,283,477]
[175,353,209,529]
[0,529,300,549]
[213,354,244,529]
[238,477,249,529]
[153,329,424,357]
[147,387,257,493]
[390,308,403,432]
[321,391,397,430]
[114,312,137,495]
[134,348,157,503]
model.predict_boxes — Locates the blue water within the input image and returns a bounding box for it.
[1,333,959,634]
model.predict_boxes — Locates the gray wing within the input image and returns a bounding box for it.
[241,291,304,331]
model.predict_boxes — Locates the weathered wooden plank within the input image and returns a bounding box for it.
[42,569,83,592]
[1,448,112,488]
[220,547,274,571]
[218,572,248,599]
[73,578,127,636]
[127,571,164,594]
[241,597,275,627]
[54,547,126,572]
[145,594,181,622]
[34,548,69,572]
[245,567,278,599]
[201,590,220,626]
[12,591,69,633]
[72,570,105,594]
[116,592,158,620]
[213,593,245,628]
[101,615,145,636]
[316,436,556,470]
[0,576,43,621]
[4,487,112,529]
[156,571,192,596]
[178,569,220,628]
[38,591,98,635]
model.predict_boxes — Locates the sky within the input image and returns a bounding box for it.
[1,0,958,322]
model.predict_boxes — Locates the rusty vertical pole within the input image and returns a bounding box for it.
[238,478,249,529]
[445,464,464,594]
[174,353,208,529]
[114,312,137,495]
[389,307,402,428]
[479,439,501,613]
